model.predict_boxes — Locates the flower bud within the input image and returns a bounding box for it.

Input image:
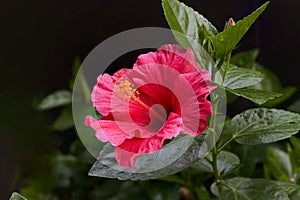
[225,17,236,29]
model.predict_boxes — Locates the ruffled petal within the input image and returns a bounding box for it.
[158,45,199,74]
[182,71,216,97]
[155,112,182,139]
[85,113,136,145]
[84,115,108,142]
[98,118,135,146]
[179,71,214,136]
[134,44,199,74]
[92,68,129,116]
[115,112,182,168]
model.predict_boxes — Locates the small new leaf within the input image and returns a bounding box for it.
[265,147,292,182]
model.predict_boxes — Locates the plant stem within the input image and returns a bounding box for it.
[210,93,223,191]
[212,141,223,191]
[213,53,233,187]
[208,51,232,192]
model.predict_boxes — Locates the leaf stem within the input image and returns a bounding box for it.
[218,121,256,152]
[218,136,236,153]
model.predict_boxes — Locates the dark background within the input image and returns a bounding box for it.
[1,0,300,199]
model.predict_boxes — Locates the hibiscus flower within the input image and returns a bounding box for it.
[85,44,215,168]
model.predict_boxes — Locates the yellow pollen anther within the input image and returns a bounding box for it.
[114,79,139,100]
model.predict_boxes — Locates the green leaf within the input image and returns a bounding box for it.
[229,108,300,145]
[73,104,105,158]
[162,0,218,69]
[250,63,296,107]
[223,64,264,89]
[291,189,300,200]
[225,52,285,104]
[232,50,296,106]
[72,64,91,104]
[231,49,259,68]
[9,192,27,200]
[265,147,292,182]
[217,151,240,175]
[194,187,211,200]
[219,118,234,143]
[162,0,218,38]
[213,2,269,58]
[214,177,298,200]
[141,181,181,200]
[264,86,297,107]
[191,154,212,173]
[89,135,203,180]
[53,106,74,131]
[290,137,300,153]
[38,90,72,110]
[72,63,104,158]
[21,153,75,199]
[90,180,134,199]
[225,88,281,105]
[93,107,102,119]
[230,49,282,91]
[232,51,281,92]
[158,175,186,185]
[246,63,282,91]
[289,136,300,173]
[264,162,272,180]
[231,145,257,177]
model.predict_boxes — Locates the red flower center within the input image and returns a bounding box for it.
[114,79,181,134]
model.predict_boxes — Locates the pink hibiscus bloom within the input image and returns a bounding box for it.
[85,44,215,168]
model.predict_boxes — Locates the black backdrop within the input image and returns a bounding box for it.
[1,0,300,198]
